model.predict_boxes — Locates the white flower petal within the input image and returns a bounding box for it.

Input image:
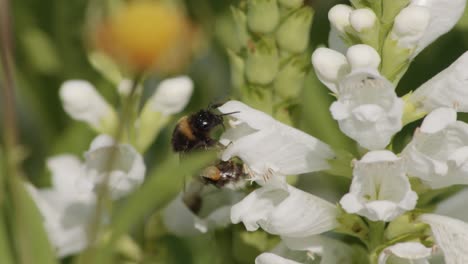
[163,187,244,236]
[231,185,338,237]
[333,71,403,150]
[255,253,302,264]
[46,155,83,195]
[346,44,381,71]
[26,183,95,257]
[219,101,334,179]
[311,47,350,94]
[409,52,468,112]
[403,110,468,188]
[411,0,467,56]
[340,151,418,221]
[82,135,146,199]
[328,4,353,33]
[59,80,114,129]
[231,185,289,231]
[282,235,356,264]
[419,214,468,264]
[378,242,432,264]
[349,8,377,33]
[420,107,457,133]
[151,76,193,115]
[391,6,431,49]
[163,194,206,236]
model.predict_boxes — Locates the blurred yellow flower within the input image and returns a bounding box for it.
[95,1,193,72]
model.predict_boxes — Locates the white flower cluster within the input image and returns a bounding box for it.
[27,76,194,257]
[161,1,468,263]
[27,135,145,257]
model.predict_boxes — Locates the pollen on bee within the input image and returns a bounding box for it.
[200,166,221,181]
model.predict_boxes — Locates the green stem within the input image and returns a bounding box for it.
[368,221,385,264]
[83,73,143,263]
[0,0,19,176]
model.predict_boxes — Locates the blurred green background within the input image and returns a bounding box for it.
[4,0,468,263]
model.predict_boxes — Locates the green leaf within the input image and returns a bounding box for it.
[7,176,57,264]
[93,151,216,263]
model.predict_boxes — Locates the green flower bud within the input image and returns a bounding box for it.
[231,6,249,47]
[278,0,303,9]
[335,207,369,242]
[245,37,279,85]
[227,49,245,90]
[276,6,314,53]
[349,8,380,50]
[247,0,280,34]
[385,213,429,241]
[273,55,308,99]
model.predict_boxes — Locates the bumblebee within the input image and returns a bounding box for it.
[171,108,225,153]
[200,159,249,189]
[183,158,250,214]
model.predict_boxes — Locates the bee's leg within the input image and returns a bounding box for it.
[243,163,256,184]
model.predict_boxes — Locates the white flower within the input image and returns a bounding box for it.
[231,184,338,237]
[78,134,146,199]
[349,8,377,33]
[312,45,404,150]
[378,242,433,264]
[59,80,117,131]
[162,185,244,236]
[408,52,468,112]
[151,75,193,115]
[27,155,96,257]
[391,5,431,50]
[255,252,301,264]
[419,213,468,264]
[410,0,467,56]
[340,151,418,222]
[402,108,468,189]
[328,4,352,33]
[218,100,334,181]
[256,236,357,264]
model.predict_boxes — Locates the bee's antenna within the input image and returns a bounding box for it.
[218,111,240,117]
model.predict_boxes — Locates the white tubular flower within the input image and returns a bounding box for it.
[419,213,468,264]
[163,187,244,236]
[255,253,301,264]
[340,151,418,222]
[59,80,117,131]
[402,108,468,189]
[151,75,193,115]
[256,236,357,264]
[282,235,357,264]
[408,52,468,112]
[410,0,467,57]
[378,242,432,264]
[349,8,377,33]
[27,155,96,257]
[312,45,404,150]
[391,6,431,50]
[231,184,338,237]
[78,134,146,199]
[218,101,334,181]
[328,4,352,33]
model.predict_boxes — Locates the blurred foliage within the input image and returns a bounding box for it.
[2,0,468,263]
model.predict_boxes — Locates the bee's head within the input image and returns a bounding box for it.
[192,110,224,132]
